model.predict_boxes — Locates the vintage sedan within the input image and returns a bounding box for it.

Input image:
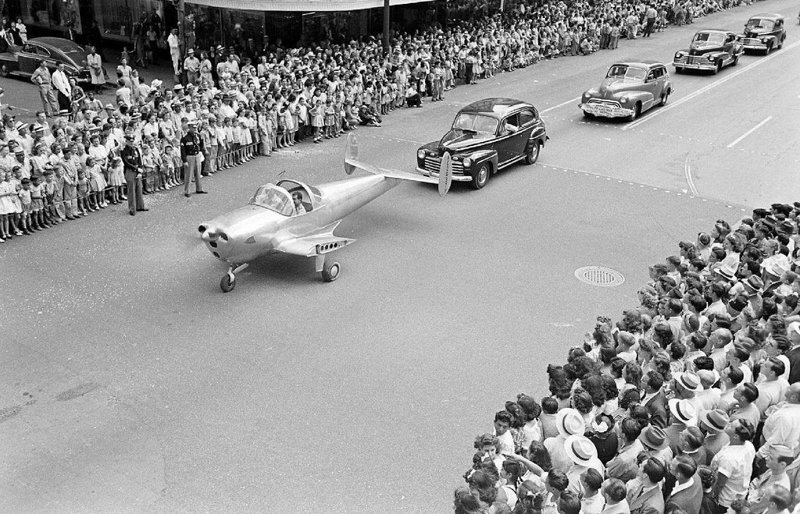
[579,61,672,121]
[673,30,743,73]
[416,98,547,189]
[0,37,95,82]
[739,13,786,54]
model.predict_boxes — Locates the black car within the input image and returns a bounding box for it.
[740,13,786,54]
[0,37,96,82]
[416,98,547,189]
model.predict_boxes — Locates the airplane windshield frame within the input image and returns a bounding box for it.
[248,184,293,216]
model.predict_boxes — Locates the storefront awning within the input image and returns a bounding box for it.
[185,0,433,11]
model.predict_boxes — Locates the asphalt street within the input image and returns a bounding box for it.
[1,1,799,511]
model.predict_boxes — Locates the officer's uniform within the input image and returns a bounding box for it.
[120,140,145,215]
[181,123,206,196]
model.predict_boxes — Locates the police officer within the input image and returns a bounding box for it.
[181,120,207,197]
[121,133,147,215]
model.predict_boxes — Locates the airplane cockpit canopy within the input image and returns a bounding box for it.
[276,179,321,212]
[249,183,294,216]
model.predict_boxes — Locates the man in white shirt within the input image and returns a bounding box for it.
[564,435,604,496]
[167,28,181,76]
[757,383,800,460]
[51,62,71,111]
[711,419,757,512]
[756,358,790,419]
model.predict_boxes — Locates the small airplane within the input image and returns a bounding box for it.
[198,133,453,292]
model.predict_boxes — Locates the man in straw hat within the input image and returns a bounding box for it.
[564,434,604,495]
[698,408,730,463]
[665,398,697,456]
[545,408,585,474]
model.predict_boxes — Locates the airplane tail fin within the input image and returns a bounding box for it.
[343,133,450,196]
[344,133,358,175]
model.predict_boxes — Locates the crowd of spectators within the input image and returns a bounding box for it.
[0,0,760,238]
[455,204,800,514]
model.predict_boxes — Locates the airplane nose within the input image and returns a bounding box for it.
[198,224,228,243]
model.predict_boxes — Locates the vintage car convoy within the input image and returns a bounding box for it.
[740,13,786,54]
[579,61,672,121]
[416,98,547,189]
[0,37,96,82]
[673,30,743,73]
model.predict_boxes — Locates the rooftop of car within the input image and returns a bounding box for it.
[459,98,532,118]
[749,13,783,20]
[611,61,664,68]
[695,29,733,33]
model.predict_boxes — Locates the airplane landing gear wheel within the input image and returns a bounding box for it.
[322,261,341,282]
[220,272,235,292]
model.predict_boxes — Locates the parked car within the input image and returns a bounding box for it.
[0,37,96,83]
[739,13,786,54]
[673,30,743,74]
[579,61,672,121]
[416,98,547,189]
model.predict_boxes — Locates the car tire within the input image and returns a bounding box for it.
[471,163,490,189]
[732,54,739,66]
[629,103,641,122]
[713,61,722,74]
[583,110,595,119]
[659,90,669,106]
[525,141,541,165]
[765,43,773,54]
[674,67,683,74]
[0,65,9,78]
[778,37,784,50]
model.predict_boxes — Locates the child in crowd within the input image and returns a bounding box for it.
[310,99,323,143]
[29,174,46,227]
[107,156,125,203]
[161,146,177,188]
[323,99,335,139]
[76,168,91,214]
[17,177,33,233]
[86,156,108,208]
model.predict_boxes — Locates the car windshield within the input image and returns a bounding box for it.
[693,32,726,45]
[746,18,774,30]
[452,113,499,134]
[606,65,647,81]
[248,184,293,216]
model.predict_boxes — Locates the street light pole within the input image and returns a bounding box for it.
[383,0,390,53]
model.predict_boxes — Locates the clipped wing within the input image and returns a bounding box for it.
[343,133,450,195]
[275,221,355,258]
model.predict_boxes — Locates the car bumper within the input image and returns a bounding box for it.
[416,167,473,182]
[580,103,634,118]
[673,61,716,71]
[742,42,768,51]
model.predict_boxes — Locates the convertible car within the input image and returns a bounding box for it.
[673,30,743,74]
[416,98,547,189]
[579,61,672,121]
[739,13,786,54]
[0,37,95,82]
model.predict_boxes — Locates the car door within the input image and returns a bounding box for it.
[645,68,664,109]
[19,43,50,75]
[496,112,523,166]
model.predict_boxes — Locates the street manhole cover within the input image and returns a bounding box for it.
[574,266,625,287]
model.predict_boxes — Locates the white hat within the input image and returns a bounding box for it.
[564,435,598,467]
[668,398,697,426]
[675,371,703,393]
[555,408,585,438]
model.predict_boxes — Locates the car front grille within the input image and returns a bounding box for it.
[686,55,709,64]
[424,155,465,174]
[587,98,621,108]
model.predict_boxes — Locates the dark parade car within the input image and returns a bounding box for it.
[673,30,743,74]
[416,98,547,189]
[740,13,786,53]
[0,37,94,82]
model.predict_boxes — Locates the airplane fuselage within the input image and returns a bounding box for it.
[199,175,401,265]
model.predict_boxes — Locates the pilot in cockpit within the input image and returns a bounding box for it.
[292,192,306,216]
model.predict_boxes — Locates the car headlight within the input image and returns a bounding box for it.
[620,96,629,104]
[674,51,684,58]
[417,149,426,160]
[463,157,472,167]
[761,37,769,43]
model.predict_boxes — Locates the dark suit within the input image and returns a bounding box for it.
[665,477,702,514]
[644,390,668,429]
[629,483,664,514]
[787,346,800,384]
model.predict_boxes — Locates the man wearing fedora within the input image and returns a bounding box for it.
[665,398,697,456]
[545,408,585,474]
[666,455,702,514]
[638,425,672,464]
[564,434,604,495]
[699,409,730,464]
[785,322,800,384]
[627,458,666,514]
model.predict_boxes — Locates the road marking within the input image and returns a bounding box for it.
[541,96,582,114]
[726,116,772,148]
[623,39,800,131]
[684,154,698,195]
